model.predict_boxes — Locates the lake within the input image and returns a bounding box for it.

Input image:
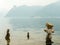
[0,17,60,45]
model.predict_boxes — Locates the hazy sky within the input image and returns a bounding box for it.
[0,0,59,10]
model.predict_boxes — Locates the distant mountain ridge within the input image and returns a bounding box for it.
[40,2,60,17]
[6,2,60,17]
[6,6,43,17]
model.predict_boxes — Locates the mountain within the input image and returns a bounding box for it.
[6,5,43,18]
[39,2,60,17]
[6,2,60,18]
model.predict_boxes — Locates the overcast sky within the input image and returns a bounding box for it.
[0,0,59,10]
